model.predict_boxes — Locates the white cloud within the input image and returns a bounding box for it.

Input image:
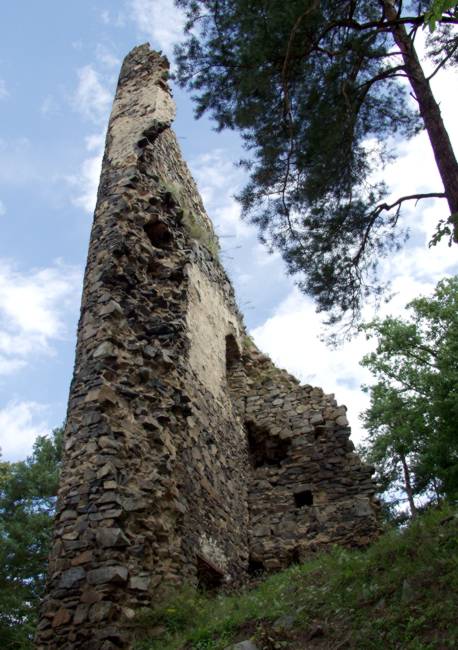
[72,154,103,213]
[253,242,281,267]
[128,0,185,57]
[0,199,5,216]
[190,149,254,239]
[0,358,26,375]
[85,132,105,152]
[0,401,49,461]
[69,65,110,210]
[0,260,81,375]
[73,65,112,123]
[0,79,9,100]
[0,137,39,186]
[41,95,61,116]
[99,9,126,27]
[100,10,111,24]
[65,132,105,213]
[96,44,121,69]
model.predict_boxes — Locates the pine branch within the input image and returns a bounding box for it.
[352,192,447,267]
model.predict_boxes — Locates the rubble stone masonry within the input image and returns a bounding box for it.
[36,45,379,649]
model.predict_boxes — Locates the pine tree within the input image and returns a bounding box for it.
[175,0,458,326]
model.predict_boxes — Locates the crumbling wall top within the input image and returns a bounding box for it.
[108,43,176,170]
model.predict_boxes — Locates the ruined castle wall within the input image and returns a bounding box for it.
[230,346,379,571]
[36,46,250,649]
[37,44,378,650]
[139,110,250,585]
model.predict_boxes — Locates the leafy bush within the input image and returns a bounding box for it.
[0,428,62,648]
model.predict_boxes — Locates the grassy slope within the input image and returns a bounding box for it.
[133,506,458,650]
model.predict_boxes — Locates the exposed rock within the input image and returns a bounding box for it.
[58,567,85,589]
[73,604,89,626]
[52,608,72,628]
[96,527,129,548]
[225,642,259,650]
[128,575,151,591]
[89,601,115,622]
[273,614,296,629]
[87,566,128,586]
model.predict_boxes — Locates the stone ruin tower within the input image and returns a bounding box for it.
[36,45,379,649]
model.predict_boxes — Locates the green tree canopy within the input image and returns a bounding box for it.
[0,428,62,648]
[360,276,458,515]
[175,0,458,326]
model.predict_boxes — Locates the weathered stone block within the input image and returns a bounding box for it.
[96,527,129,548]
[58,567,85,589]
[87,566,128,586]
[93,342,117,359]
[89,601,115,622]
[128,575,151,591]
[52,607,72,628]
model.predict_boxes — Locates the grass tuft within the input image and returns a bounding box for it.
[160,181,220,258]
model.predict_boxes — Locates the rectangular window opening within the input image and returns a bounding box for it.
[294,490,313,507]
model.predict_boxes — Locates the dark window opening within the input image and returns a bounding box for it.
[144,220,172,248]
[246,421,291,469]
[294,490,313,507]
[248,557,265,577]
[288,547,301,566]
[196,554,224,591]
[225,334,241,372]
[314,426,326,440]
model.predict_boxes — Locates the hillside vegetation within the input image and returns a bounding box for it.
[134,506,458,650]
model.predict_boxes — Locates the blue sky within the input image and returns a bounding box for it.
[0,1,457,460]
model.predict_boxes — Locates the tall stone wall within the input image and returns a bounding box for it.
[36,45,379,649]
[229,346,378,571]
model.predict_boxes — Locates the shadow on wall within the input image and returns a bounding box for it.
[246,420,291,469]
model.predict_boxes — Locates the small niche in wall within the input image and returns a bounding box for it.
[294,490,313,507]
[246,421,291,468]
[196,553,224,591]
[144,219,172,248]
[248,557,265,577]
[225,333,241,372]
[288,547,302,566]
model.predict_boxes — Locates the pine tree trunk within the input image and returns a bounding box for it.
[399,451,418,518]
[383,0,458,241]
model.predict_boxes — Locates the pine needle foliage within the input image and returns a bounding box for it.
[175,0,458,328]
